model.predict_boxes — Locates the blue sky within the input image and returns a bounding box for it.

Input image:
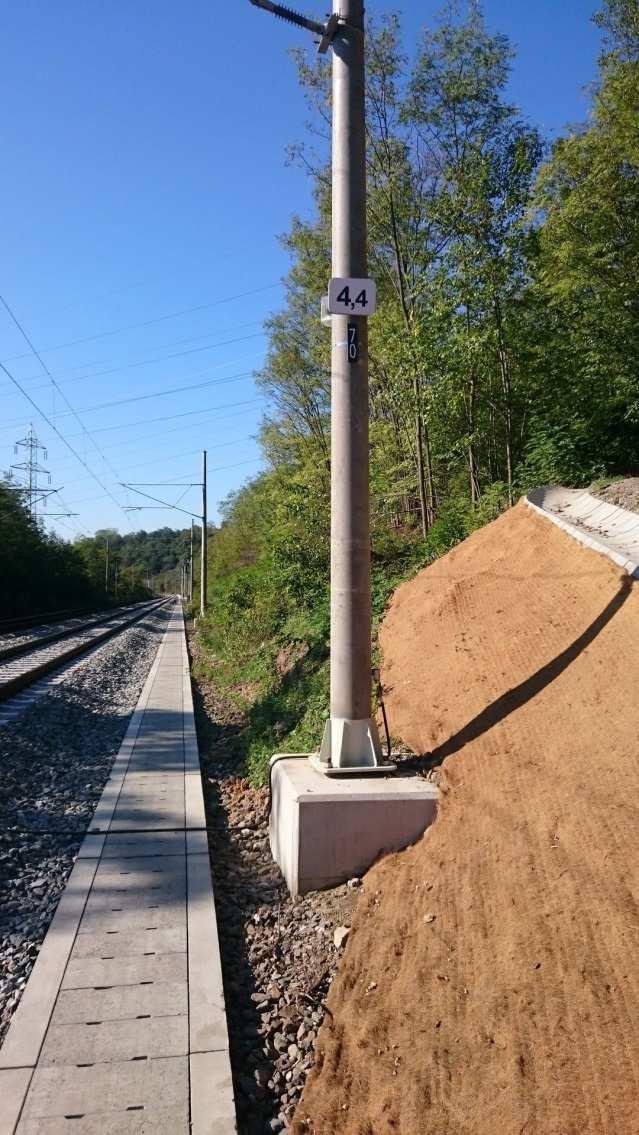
[0,0,601,540]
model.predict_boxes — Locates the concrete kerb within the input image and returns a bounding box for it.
[525,487,639,578]
[0,1069,32,1135]
[178,606,237,1133]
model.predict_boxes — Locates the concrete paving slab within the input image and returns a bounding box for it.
[17,1106,189,1134]
[92,854,186,881]
[62,951,187,990]
[82,879,186,910]
[98,833,186,858]
[20,1057,189,1120]
[39,1015,188,1066]
[82,885,186,914]
[69,925,187,959]
[77,903,186,930]
[53,981,188,1025]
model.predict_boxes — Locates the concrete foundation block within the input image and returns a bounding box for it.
[269,756,438,897]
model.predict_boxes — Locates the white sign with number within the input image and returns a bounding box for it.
[327,277,376,316]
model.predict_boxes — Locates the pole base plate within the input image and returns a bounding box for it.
[308,752,396,777]
[317,716,394,773]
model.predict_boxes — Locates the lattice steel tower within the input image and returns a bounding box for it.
[9,424,59,520]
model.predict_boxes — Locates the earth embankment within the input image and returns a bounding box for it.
[292,500,639,1135]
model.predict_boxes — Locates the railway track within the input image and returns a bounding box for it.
[0,598,170,707]
[0,604,99,637]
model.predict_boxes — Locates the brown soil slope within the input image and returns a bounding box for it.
[292,501,639,1135]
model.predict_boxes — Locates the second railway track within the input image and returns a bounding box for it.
[0,599,170,706]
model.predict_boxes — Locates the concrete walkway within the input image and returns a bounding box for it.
[0,602,236,1134]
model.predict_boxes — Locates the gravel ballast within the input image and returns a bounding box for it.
[0,603,170,1044]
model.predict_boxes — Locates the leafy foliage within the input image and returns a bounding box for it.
[0,483,109,617]
[0,491,196,617]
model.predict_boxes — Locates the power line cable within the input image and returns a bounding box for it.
[0,292,138,530]
[55,415,260,467]
[0,349,134,529]
[60,435,255,484]
[27,368,256,420]
[0,361,262,433]
[2,329,266,399]
[13,318,265,385]
[65,396,264,439]
[0,283,281,364]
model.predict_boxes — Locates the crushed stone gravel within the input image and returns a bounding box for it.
[189,631,359,1135]
[593,476,639,515]
[0,604,170,1045]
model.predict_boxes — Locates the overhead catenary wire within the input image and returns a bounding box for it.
[66,456,263,508]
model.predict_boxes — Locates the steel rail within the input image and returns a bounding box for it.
[0,598,172,704]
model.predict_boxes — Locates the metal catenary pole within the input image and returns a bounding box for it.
[248,0,386,770]
[105,537,109,593]
[200,450,208,615]
[190,520,195,601]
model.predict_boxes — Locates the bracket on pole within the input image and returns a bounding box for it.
[317,13,339,54]
[248,0,339,53]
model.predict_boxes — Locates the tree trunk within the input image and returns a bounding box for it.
[422,405,436,524]
[493,294,514,505]
[465,304,481,505]
[413,374,433,538]
[468,365,480,504]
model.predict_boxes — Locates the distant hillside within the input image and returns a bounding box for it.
[74,525,199,595]
[0,481,196,615]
